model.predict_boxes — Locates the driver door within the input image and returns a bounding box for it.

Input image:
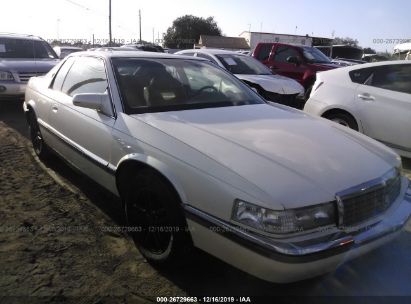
[47,56,116,191]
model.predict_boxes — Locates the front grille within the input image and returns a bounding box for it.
[18,72,44,83]
[338,172,401,226]
[264,92,303,108]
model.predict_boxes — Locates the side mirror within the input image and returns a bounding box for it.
[72,93,105,110]
[286,56,300,65]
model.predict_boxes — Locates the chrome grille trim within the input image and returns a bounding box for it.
[335,168,402,226]
[18,72,45,83]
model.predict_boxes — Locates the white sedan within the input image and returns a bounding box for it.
[176,49,305,108]
[24,51,411,283]
[304,61,411,158]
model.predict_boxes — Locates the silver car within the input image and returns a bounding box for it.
[0,33,59,99]
[24,51,411,283]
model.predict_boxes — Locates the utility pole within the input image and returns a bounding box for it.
[139,9,142,43]
[109,0,112,46]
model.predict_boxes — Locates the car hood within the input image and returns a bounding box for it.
[235,74,304,95]
[131,104,399,209]
[0,59,59,73]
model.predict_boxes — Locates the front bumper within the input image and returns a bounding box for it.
[0,81,26,99]
[185,178,411,283]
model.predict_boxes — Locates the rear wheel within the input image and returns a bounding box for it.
[28,111,50,159]
[325,112,359,131]
[124,169,192,264]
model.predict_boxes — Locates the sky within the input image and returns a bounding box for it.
[2,0,410,52]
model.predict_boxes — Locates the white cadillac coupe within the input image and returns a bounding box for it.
[24,51,411,283]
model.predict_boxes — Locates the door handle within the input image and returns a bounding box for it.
[358,93,375,101]
[52,104,58,112]
[269,66,279,70]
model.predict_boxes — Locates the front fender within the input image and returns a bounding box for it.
[116,153,188,204]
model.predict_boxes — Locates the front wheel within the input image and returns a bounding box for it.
[28,111,50,159]
[124,169,192,264]
[326,112,359,131]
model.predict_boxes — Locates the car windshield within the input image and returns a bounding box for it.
[112,58,265,114]
[302,47,332,64]
[0,38,58,59]
[215,54,272,75]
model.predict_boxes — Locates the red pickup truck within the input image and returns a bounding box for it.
[252,43,339,99]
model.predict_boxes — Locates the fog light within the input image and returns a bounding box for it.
[0,85,6,92]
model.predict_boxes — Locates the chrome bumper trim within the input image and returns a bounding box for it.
[185,183,411,264]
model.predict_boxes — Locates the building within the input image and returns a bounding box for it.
[195,35,250,50]
[239,31,333,50]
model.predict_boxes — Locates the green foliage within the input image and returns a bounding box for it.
[363,47,376,54]
[163,15,222,49]
[333,36,359,47]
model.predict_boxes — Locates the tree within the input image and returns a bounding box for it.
[363,47,376,54]
[163,15,222,49]
[333,36,359,47]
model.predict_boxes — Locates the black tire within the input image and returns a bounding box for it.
[28,111,51,159]
[124,169,192,264]
[325,112,359,131]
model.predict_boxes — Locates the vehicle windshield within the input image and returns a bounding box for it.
[215,54,272,75]
[0,38,58,59]
[112,58,265,114]
[302,47,332,64]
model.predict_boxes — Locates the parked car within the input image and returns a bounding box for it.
[24,51,411,283]
[315,44,365,64]
[304,61,411,158]
[176,49,305,108]
[0,33,59,99]
[362,54,389,63]
[53,46,83,59]
[121,44,164,52]
[88,47,136,52]
[252,43,339,99]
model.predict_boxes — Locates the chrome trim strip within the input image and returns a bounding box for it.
[38,119,115,174]
[336,168,399,200]
[377,139,411,153]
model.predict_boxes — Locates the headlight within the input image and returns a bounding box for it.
[0,71,14,81]
[232,200,336,234]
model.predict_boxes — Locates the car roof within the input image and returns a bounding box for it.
[318,60,411,78]
[58,46,83,50]
[178,48,247,56]
[339,60,411,71]
[0,33,44,41]
[67,50,208,61]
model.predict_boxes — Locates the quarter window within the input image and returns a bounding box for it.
[61,57,108,97]
[51,57,75,91]
[349,67,374,84]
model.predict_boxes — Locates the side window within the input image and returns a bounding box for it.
[368,65,411,94]
[273,46,300,63]
[61,57,108,97]
[255,44,272,61]
[51,57,75,91]
[349,67,374,84]
[196,53,218,65]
